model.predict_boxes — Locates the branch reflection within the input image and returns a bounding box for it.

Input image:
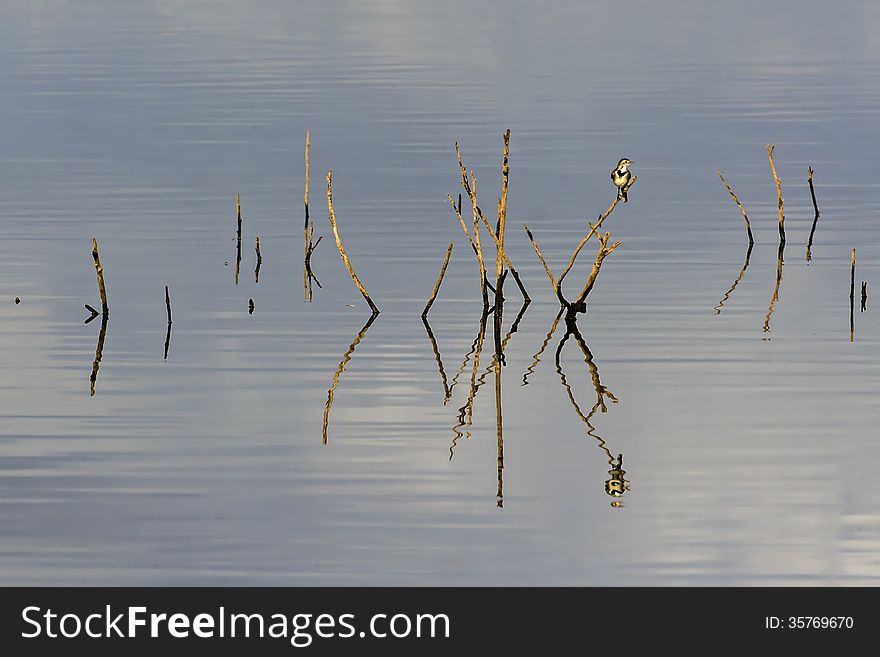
[89,314,109,397]
[321,312,378,445]
[763,243,784,335]
[714,242,753,315]
[554,317,628,504]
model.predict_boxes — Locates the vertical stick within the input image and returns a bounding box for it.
[850,248,856,342]
[495,129,510,308]
[91,238,109,316]
[165,285,172,325]
[470,172,489,309]
[422,242,454,318]
[717,171,754,245]
[861,281,868,313]
[304,130,311,231]
[523,224,556,289]
[326,171,380,314]
[494,299,504,509]
[234,194,242,286]
[255,236,262,284]
[164,285,172,361]
[806,166,821,261]
[304,131,311,300]
[766,144,785,244]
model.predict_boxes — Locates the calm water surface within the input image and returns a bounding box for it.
[1,1,879,585]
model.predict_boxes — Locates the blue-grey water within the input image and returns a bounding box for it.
[1,0,879,585]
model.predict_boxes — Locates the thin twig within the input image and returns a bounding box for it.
[91,238,109,316]
[554,185,633,306]
[164,285,172,361]
[806,166,821,261]
[304,131,311,301]
[523,224,556,289]
[326,171,379,315]
[469,172,489,308]
[234,194,242,286]
[304,130,311,230]
[850,248,856,342]
[422,242,454,318]
[495,129,511,309]
[454,140,529,302]
[164,287,172,350]
[255,236,262,284]
[766,144,785,244]
[717,170,754,245]
[566,232,620,316]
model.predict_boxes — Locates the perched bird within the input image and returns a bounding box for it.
[611,158,634,203]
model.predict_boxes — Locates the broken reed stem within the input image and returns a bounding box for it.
[850,248,856,342]
[234,194,242,286]
[422,242,454,318]
[476,206,529,300]
[766,144,785,244]
[255,236,262,283]
[806,166,821,261]
[448,193,480,255]
[326,171,380,315]
[469,172,490,309]
[236,193,242,242]
[91,238,109,316]
[453,139,529,302]
[523,224,556,289]
[850,248,856,302]
[304,130,311,230]
[568,233,621,315]
[304,131,311,301]
[163,286,172,361]
[716,170,754,245]
[495,129,511,308]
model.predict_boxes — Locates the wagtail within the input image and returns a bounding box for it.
[611,158,634,203]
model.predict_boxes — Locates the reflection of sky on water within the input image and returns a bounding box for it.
[0,1,879,584]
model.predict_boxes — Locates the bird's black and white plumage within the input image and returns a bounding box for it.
[611,158,634,203]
